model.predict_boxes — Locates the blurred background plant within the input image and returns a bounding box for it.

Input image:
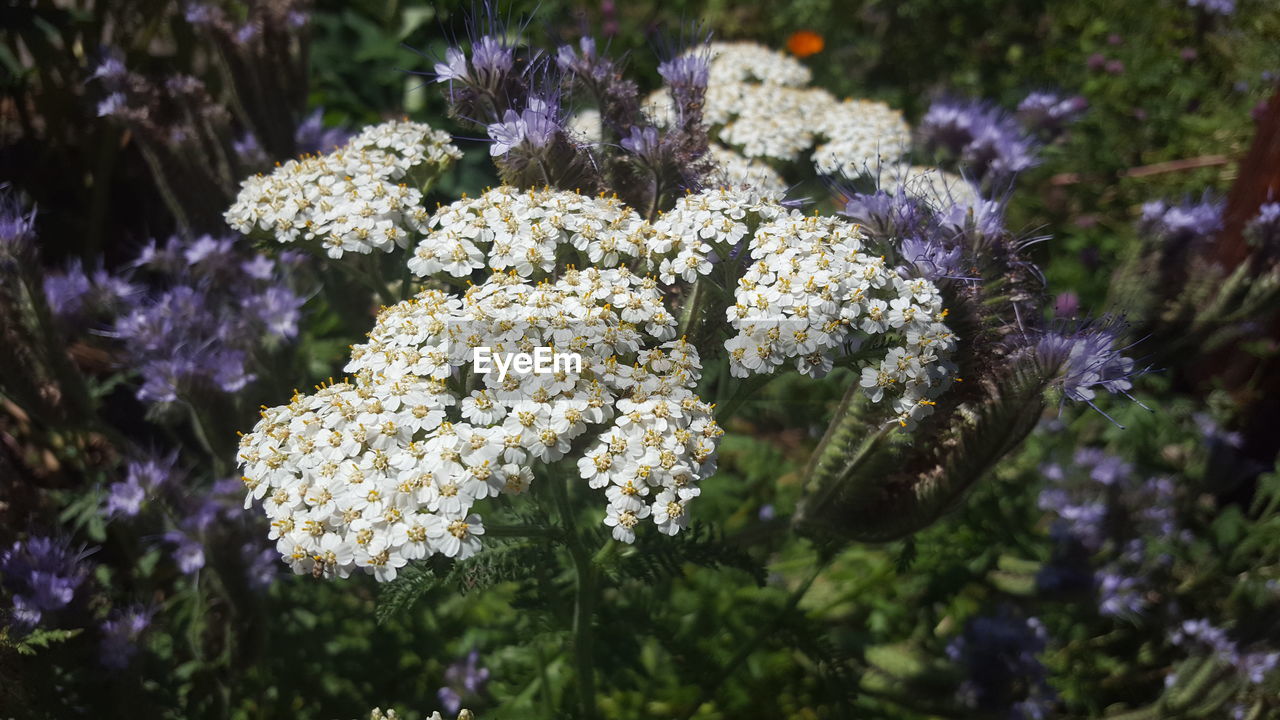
[2,0,1279,718]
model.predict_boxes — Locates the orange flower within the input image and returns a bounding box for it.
[786,30,825,58]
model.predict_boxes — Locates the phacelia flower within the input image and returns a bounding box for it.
[0,535,95,630]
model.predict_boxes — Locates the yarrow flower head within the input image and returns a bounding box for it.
[236,180,956,579]
[225,119,461,258]
[645,43,911,179]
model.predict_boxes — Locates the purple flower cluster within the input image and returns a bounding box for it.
[1172,619,1278,685]
[1187,0,1235,16]
[947,609,1055,718]
[99,606,153,669]
[1138,195,1224,250]
[105,453,179,518]
[1244,201,1280,259]
[438,649,491,714]
[51,234,305,405]
[0,535,94,630]
[42,259,141,319]
[487,96,562,157]
[919,98,1039,183]
[1034,319,1145,418]
[1016,91,1088,137]
[0,185,36,260]
[1039,449,1179,617]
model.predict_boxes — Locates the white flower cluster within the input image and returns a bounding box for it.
[238,252,722,580]
[701,41,812,87]
[367,709,472,720]
[407,186,651,280]
[721,206,958,429]
[811,100,914,179]
[568,109,603,144]
[706,145,790,196]
[647,42,911,177]
[224,119,462,258]
[236,180,957,581]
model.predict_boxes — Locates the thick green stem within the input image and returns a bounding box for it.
[552,475,599,720]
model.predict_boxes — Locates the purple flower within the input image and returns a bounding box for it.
[240,254,276,280]
[919,97,1040,182]
[184,2,225,26]
[438,649,490,714]
[470,36,515,78]
[486,98,560,157]
[947,610,1054,715]
[43,261,93,317]
[434,47,469,83]
[899,235,966,280]
[91,54,128,84]
[99,606,153,669]
[1053,291,1079,318]
[1097,570,1146,617]
[243,543,278,590]
[0,186,36,258]
[620,126,661,158]
[1187,0,1235,15]
[557,38,610,84]
[0,535,94,630]
[97,92,128,118]
[1016,91,1087,135]
[1035,319,1144,416]
[243,286,304,339]
[164,531,206,575]
[1139,195,1224,249]
[104,454,178,518]
[658,53,710,92]
[1245,201,1280,258]
[839,189,934,243]
[293,108,352,154]
[105,481,146,518]
[487,110,528,156]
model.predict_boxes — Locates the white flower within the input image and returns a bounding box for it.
[224,119,460,258]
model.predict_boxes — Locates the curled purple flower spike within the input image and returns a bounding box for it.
[919,97,1040,183]
[1139,194,1224,249]
[0,535,95,630]
[620,125,661,159]
[1245,201,1280,259]
[1016,91,1088,136]
[1034,319,1148,425]
[100,606,154,669]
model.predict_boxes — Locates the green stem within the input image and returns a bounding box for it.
[552,475,599,720]
[678,556,831,720]
[678,278,706,338]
